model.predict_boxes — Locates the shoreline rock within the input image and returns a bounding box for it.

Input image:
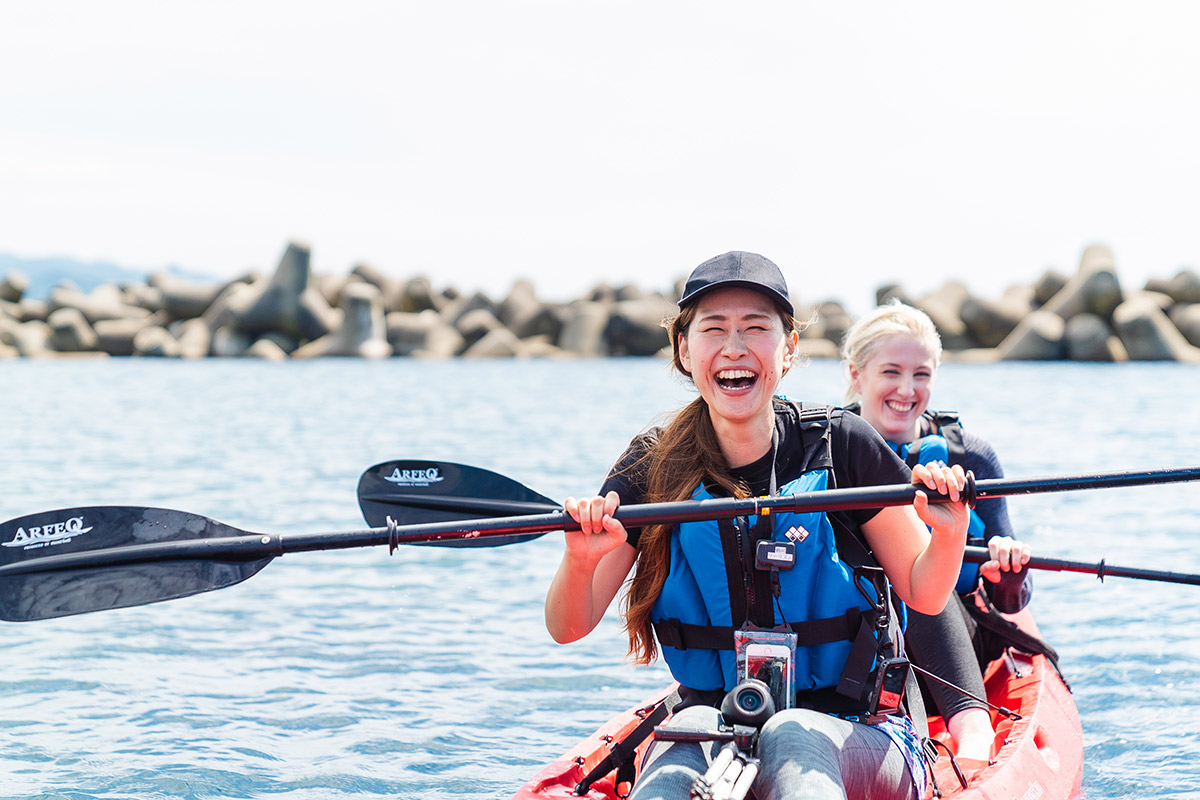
[3,241,1199,362]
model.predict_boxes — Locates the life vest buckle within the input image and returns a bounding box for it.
[657,617,686,650]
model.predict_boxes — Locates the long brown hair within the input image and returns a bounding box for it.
[621,300,799,664]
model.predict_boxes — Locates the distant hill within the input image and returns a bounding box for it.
[0,253,220,300]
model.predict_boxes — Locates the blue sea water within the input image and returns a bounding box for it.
[2,357,1199,799]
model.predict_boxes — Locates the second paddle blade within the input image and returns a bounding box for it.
[357,460,559,547]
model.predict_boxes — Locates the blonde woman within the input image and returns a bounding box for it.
[842,300,1033,769]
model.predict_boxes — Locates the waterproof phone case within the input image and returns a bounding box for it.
[734,628,796,711]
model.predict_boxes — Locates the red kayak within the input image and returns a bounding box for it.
[512,607,1083,799]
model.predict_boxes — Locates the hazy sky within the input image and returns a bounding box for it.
[3,2,1199,314]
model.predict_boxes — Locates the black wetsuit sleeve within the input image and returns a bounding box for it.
[958,428,1031,612]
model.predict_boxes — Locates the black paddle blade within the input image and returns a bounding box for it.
[0,506,272,621]
[358,460,559,547]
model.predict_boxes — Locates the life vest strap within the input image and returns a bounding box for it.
[653,608,868,652]
[835,613,885,700]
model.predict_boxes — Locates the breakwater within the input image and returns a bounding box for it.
[2,242,1198,361]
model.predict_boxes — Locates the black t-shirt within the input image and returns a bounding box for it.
[600,401,912,549]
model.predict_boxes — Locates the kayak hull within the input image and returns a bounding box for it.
[512,607,1082,799]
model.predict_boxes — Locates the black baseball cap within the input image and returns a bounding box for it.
[678,251,794,315]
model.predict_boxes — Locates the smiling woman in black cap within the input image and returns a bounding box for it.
[544,251,970,800]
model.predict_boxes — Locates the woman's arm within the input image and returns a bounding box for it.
[544,492,638,643]
[861,463,970,614]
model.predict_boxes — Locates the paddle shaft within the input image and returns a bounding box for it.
[964,546,1200,586]
[12,527,1198,592]
[6,464,1200,576]
[377,464,1200,542]
[0,529,387,576]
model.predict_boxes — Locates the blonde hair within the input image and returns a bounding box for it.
[840,299,942,403]
[622,298,798,665]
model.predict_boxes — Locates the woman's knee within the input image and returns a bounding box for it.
[759,708,850,743]
[664,704,721,729]
[637,705,722,779]
[756,708,851,773]
[627,763,708,800]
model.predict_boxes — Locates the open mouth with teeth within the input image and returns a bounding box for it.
[716,369,757,390]
[885,400,916,414]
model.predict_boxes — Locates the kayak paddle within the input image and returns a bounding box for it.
[959,547,1200,586]
[362,459,1200,588]
[3,461,1199,621]
[357,460,1200,538]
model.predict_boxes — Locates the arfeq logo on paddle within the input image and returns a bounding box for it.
[3,516,94,549]
[384,466,445,487]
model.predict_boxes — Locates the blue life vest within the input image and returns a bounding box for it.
[648,405,899,697]
[891,412,987,594]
